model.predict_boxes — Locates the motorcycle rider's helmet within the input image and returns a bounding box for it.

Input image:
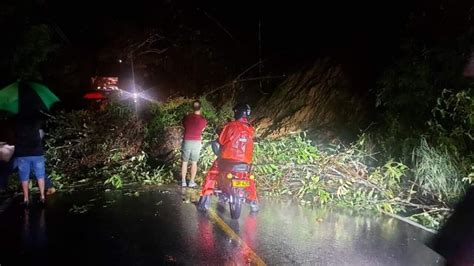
[233,103,251,120]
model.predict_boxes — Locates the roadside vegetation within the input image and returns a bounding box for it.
[41,79,472,230]
[2,4,468,230]
[26,32,473,230]
[359,39,474,228]
[0,0,471,231]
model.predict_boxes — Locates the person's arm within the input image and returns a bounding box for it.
[0,143,15,162]
[218,124,229,146]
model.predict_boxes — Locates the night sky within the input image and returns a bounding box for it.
[1,0,472,100]
[45,1,410,62]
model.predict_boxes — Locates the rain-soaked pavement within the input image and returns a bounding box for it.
[0,186,443,265]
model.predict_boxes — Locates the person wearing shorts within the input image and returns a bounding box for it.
[14,121,47,206]
[1,140,55,195]
[181,100,207,187]
[15,156,46,203]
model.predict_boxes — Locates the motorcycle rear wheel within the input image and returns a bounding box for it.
[229,195,242,219]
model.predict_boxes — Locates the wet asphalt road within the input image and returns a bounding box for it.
[0,186,443,265]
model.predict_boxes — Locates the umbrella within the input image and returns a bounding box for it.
[0,82,59,114]
[83,91,106,100]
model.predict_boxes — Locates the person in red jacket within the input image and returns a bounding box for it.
[200,103,258,211]
[181,100,207,187]
[218,105,254,165]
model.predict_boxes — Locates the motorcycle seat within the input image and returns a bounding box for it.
[219,160,252,172]
[231,164,251,172]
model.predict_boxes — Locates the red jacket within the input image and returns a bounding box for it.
[218,118,254,164]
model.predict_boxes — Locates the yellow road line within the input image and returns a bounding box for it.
[208,209,267,266]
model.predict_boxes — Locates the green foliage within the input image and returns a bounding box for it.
[364,35,473,229]
[248,132,465,229]
[102,151,173,186]
[413,138,467,204]
[45,101,173,188]
[462,166,474,184]
[367,61,472,225]
[409,212,446,230]
[69,204,93,214]
[45,101,138,175]
[358,87,473,228]
[104,151,172,185]
[147,97,190,133]
[296,175,332,205]
[104,174,123,189]
[46,98,231,190]
[255,133,320,165]
[369,160,408,198]
[251,133,410,213]
[251,134,321,197]
[42,92,469,230]
[370,35,473,163]
[198,97,218,125]
[375,42,470,131]
[49,170,65,190]
[217,101,234,124]
[429,89,474,158]
[146,97,231,144]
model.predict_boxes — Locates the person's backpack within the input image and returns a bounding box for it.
[219,121,254,164]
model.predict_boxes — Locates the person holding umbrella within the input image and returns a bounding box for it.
[0,81,59,206]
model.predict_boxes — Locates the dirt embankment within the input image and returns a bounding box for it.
[253,58,368,142]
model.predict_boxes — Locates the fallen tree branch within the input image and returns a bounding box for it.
[137,48,169,56]
[393,200,452,212]
[236,61,263,80]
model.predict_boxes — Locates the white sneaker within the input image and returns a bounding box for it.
[188,181,197,188]
[181,181,187,187]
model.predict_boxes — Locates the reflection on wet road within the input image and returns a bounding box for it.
[0,186,443,265]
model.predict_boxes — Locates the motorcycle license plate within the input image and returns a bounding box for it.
[232,180,250,188]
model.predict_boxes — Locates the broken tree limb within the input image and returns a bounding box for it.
[236,61,264,80]
[137,48,169,56]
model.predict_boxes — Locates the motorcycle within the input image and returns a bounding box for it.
[198,141,258,219]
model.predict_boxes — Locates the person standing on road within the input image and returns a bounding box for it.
[181,100,207,188]
[14,83,48,206]
[0,128,55,195]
